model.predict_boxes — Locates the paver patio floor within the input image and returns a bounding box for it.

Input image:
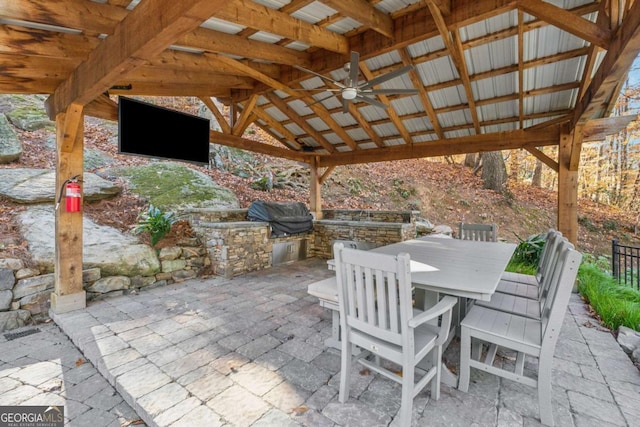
[3,258,639,426]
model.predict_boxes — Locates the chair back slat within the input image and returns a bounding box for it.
[459,222,497,242]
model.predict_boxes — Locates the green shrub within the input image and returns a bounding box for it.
[511,232,546,266]
[578,261,640,331]
[134,204,178,247]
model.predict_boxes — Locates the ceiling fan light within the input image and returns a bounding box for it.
[342,87,357,100]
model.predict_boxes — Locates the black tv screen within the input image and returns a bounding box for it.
[118,97,210,165]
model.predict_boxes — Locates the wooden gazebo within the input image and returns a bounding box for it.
[1,0,639,312]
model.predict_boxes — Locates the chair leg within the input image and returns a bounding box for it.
[338,331,352,403]
[399,365,414,427]
[538,357,554,426]
[458,326,471,392]
[431,345,442,400]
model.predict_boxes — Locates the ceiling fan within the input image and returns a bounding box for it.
[294,51,419,113]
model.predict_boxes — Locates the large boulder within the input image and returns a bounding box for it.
[0,114,22,163]
[17,205,160,276]
[44,136,116,170]
[0,169,121,203]
[98,161,239,210]
[2,95,53,131]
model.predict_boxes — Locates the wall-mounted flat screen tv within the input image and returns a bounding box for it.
[118,97,210,165]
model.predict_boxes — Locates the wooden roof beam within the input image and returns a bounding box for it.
[319,0,393,38]
[359,63,413,144]
[199,96,231,134]
[0,0,311,67]
[517,0,611,49]
[265,92,336,153]
[214,0,348,54]
[399,48,444,139]
[250,106,304,150]
[211,130,311,163]
[574,0,640,125]
[318,127,561,167]
[215,54,357,151]
[525,147,558,172]
[44,0,230,118]
[233,94,260,136]
[427,0,480,134]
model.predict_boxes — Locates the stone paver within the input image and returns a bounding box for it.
[0,323,142,426]
[1,258,637,426]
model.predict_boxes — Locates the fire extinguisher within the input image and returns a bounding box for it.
[56,175,82,213]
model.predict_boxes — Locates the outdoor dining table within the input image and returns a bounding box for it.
[365,236,517,386]
[371,236,517,302]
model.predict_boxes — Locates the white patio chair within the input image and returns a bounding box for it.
[458,222,497,242]
[497,230,563,300]
[459,245,582,426]
[476,239,573,320]
[333,242,457,427]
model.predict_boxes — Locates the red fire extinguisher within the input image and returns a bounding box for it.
[56,175,82,213]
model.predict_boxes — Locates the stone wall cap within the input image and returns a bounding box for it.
[314,219,409,229]
[198,221,268,229]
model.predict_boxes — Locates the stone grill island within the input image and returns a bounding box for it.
[183,207,420,277]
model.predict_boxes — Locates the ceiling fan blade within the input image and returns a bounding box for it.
[308,94,335,107]
[356,95,388,110]
[359,65,414,90]
[292,88,342,92]
[349,51,359,86]
[293,65,346,88]
[364,88,419,95]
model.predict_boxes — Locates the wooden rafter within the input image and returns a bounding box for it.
[233,94,260,136]
[359,63,413,144]
[525,147,559,172]
[319,0,393,38]
[266,92,336,153]
[45,0,230,117]
[213,0,348,54]
[344,102,386,148]
[574,0,640,125]
[199,96,232,134]
[250,106,303,150]
[517,0,611,49]
[427,0,480,134]
[398,48,444,139]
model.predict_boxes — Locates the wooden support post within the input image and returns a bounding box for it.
[557,128,578,245]
[51,109,86,313]
[309,157,323,219]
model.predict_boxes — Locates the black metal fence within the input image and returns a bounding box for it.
[612,239,640,289]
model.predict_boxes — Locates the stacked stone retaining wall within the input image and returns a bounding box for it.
[0,235,208,331]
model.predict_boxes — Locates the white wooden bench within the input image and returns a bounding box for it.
[307,277,340,349]
[459,245,582,426]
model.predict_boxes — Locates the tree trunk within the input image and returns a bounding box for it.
[531,159,543,187]
[464,153,478,168]
[481,151,507,193]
